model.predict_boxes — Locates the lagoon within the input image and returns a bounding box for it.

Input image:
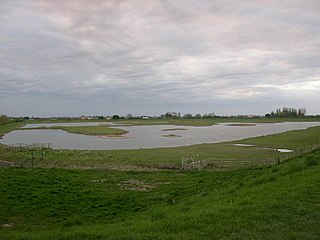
[1,122,320,150]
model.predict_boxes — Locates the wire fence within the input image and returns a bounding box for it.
[5,143,51,150]
[181,143,320,170]
[2,143,320,170]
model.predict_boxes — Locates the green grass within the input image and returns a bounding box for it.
[0,121,25,138]
[88,116,320,126]
[50,125,128,136]
[21,125,128,136]
[0,149,319,239]
[28,116,320,126]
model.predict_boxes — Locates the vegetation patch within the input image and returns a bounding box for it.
[161,128,188,131]
[226,123,256,126]
[22,125,129,137]
[163,134,182,138]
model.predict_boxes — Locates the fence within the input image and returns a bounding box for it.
[181,143,320,170]
[3,142,320,170]
[4,143,51,167]
[181,157,275,170]
[6,143,51,150]
[181,156,208,170]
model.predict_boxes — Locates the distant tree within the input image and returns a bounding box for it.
[265,113,271,118]
[165,112,172,118]
[194,113,202,119]
[183,113,193,119]
[0,115,11,125]
[203,113,215,118]
[270,107,306,117]
[112,115,120,119]
[125,114,133,119]
[165,112,179,118]
[298,108,306,117]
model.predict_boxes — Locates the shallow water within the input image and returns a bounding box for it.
[1,122,320,150]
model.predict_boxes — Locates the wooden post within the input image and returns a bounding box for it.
[41,148,45,160]
[31,150,34,166]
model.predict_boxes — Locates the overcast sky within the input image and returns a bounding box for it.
[1,0,320,117]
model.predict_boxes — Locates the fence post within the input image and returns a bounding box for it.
[41,148,45,160]
[31,150,35,166]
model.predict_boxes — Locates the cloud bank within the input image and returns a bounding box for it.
[1,0,320,116]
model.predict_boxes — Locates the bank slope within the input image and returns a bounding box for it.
[0,149,319,239]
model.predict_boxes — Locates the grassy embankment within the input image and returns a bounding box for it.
[0,148,319,239]
[0,122,25,139]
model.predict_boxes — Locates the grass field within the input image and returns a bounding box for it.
[53,125,128,136]
[0,148,319,239]
[0,119,320,239]
[28,116,320,126]
[21,125,129,137]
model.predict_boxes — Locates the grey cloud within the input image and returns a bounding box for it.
[0,0,319,116]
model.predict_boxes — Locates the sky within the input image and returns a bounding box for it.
[1,0,320,117]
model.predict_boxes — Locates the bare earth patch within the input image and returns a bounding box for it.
[119,179,155,191]
[2,223,14,228]
[0,160,20,167]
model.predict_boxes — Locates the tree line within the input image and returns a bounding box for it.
[265,107,306,118]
